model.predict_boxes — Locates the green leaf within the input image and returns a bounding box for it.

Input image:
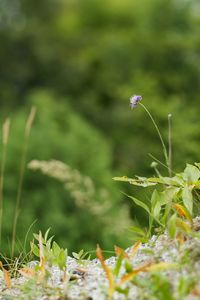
[126,195,150,214]
[176,218,191,233]
[46,236,54,250]
[168,213,177,238]
[195,163,200,169]
[113,176,156,187]
[115,286,129,295]
[57,249,67,270]
[124,259,133,273]
[182,185,193,215]
[151,190,161,220]
[147,177,166,184]
[113,253,124,277]
[129,226,146,236]
[72,252,80,259]
[52,241,61,257]
[183,164,200,182]
[78,249,84,257]
[30,242,40,257]
[44,228,51,242]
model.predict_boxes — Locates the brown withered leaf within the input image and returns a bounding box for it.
[18,267,35,278]
[0,261,11,289]
[96,244,114,300]
[129,241,141,259]
[114,245,129,259]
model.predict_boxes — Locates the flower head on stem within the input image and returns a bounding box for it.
[130,95,142,109]
[129,95,172,176]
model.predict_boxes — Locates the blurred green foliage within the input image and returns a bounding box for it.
[0,0,200,254]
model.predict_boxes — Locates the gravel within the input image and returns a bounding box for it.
[1,218,200,299]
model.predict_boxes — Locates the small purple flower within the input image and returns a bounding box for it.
[130,95,142,109]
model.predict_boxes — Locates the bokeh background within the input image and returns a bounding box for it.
[0,0,200,255]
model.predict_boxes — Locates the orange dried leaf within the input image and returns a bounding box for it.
[96,244,114,299]
[114,246,129,259]
[18,267,35,278]
[176,232,185,245]
[0,261,11,289]
[129,241,141,259]
[173,204,192,222]
[191,288,200,296]
[117,262,151,286]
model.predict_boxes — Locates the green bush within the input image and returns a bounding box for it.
[1,90,131,255]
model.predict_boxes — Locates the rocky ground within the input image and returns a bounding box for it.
[1,218,200,300]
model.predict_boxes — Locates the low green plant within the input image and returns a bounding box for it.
[72,249,91,264]
[114,162,200,240]
[30,228,68,275]
[133,273,175,300]
[96,243,177,300]
[114,96,200,241]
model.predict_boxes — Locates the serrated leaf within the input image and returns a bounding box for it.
[183,164,200,182]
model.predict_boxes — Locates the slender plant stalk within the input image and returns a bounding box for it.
[11,107,36,258]
[168,114,172,177]
[0,119,10,250]
[139,103,171,176]
[148,154,175,176]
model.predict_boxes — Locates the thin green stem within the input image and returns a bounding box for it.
[148,154,176,176]
[0,145,7,249]
[0,119,10,251]
[168,114,172,177]
[139,103,170,175]
[11,107,36,258]
[11,138,28,258]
